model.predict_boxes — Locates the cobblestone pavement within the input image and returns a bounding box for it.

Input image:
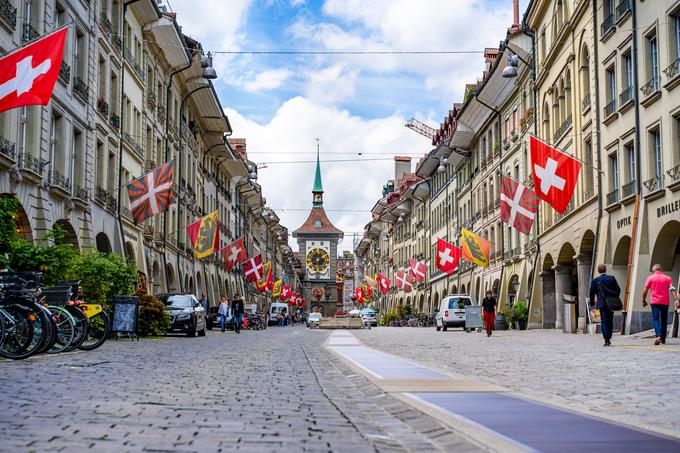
[355,327,680,438]
[0,326,481,452]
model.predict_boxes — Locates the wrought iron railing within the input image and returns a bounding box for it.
[74,185,89,201]
[73,77,89,102]
[50,170,71,192]
[621,179,636,198]
[0,135,16,160]
[146,93,157,111]
[106,194,118,213]
[145,160,156,170]
[582,93,591,111]
[619,86,633,105]
[553,114,572,142]
[606,188,620,205]
[157,105,166,123]
[643,174,664,194]
[58,62,70,85]
[123,47,144,82]
[640,76,660,97]
[112,35,122,53]
[601,14,615,36]
[109,113,120,129]
[582,185,594,202]
[663,58,680,81]
[667,164,680,184]
[18,153,47,175]
[99,11,112,34]
[22,23,39,43]
[604,99,617,117]
[512,247,521,258]
[616,0,631,20]
[96,98,109,116]
[122,132,144,158]
[94,186,107,205]
[0,0,17,30]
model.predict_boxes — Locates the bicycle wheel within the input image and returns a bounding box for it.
[78,310,110,350]
[47,306,76,354]
[63,306,88,351]
[0,302,50,360]
[36,304,58,354]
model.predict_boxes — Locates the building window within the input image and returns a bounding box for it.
[650,128,662,178]
[624,142,635,183]
[674,114,680,165]
[608,152,619,203]
[604,66,616,116]
[643,32,660,94]
[512,109,518,135]
[584,139,594,197]
[621,52,633,104]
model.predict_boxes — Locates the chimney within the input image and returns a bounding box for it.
[394,156,412,181]
[513,0,519,28]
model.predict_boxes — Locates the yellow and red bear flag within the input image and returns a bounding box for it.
[186,211,219,259]
[256,262,272,293]
[461,228,491,268]
[272,279,283,297]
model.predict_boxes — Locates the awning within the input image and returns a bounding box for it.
[405,180,431,203]
[144,16,190,68]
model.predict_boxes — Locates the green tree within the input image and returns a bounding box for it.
[67,251,136,306]
[7,227,77,285]
[0,195,19,267]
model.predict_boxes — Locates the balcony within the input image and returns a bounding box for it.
[621,179,636,199]
[0,135,16,161]
[0,0,17,31]
[603,99,617,118]
[73,185,89,202]
[73,77,89,102]
[146,93,157,111]
[606,188,620,206]
[643,174,664,196]
[109,113,120,130]
[123,48,145,82]
[22,23,39,43]
[58,62,70,85]
[157,106,166,124]
[553,114,572,142]
[640,76,661,106]
[145,160,156,171]
[616,0,631,21]
[49,169,71,193]
[123,132,144,158]
[619,86,633,107]
[663,58,680,89]
[668,164,680,185]
[94,186,108,206]
[601,14,615,37]
[96,98,109,117]
[121,206,132,220]
[112,35,122,53]
[99,12,112,35]
[581,93,591,111]
[106,193,118,213]
[512,247,521,258]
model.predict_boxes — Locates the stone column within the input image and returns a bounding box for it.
[540,270,556,328]
[553,264,574,330]
[575,254,593,323]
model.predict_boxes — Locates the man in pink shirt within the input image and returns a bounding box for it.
[642,264,674,345]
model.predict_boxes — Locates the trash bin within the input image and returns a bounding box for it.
[562,295,577,334]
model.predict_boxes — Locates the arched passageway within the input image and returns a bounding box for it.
[95,232,112,253]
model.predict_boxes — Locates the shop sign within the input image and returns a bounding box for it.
[656,200,680,219]
[616,216,632,230]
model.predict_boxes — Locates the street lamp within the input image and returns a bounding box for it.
[437,157,447,173]
[502,53,520,78]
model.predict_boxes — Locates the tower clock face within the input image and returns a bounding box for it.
[306,247,330,273]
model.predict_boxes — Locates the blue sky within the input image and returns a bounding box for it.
[169,0,527,251]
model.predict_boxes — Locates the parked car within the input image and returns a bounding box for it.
[307,312,322,328]
[435,295,473,331]
[360,308,378,326]
[158,294,207,337]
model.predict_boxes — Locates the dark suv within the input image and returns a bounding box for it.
[158,294,207,337]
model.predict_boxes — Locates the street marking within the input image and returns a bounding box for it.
[610,344,680,352]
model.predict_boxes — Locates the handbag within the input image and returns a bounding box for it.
[598,280,623,311]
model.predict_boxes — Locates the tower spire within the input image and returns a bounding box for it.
[313,138,323,206]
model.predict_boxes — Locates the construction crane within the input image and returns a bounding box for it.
[405,117,436,141]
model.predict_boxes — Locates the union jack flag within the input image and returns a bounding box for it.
[127,161,175,224]
[500,175,539,235]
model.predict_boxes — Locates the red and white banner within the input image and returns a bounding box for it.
[500,175,539,235]
[395,269,413,292]
[0,27,68,114]
[408,258,427,283]
[530,136,581,213]
[242,255,263,282]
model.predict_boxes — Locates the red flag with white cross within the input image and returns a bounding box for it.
[221,237,247,271]
[0,27,68,113]
[436,238,461,275]
[376,272,391,295]
[280,285,291,301]
[530,136,581,213]
[408,258,427,283]
[242,255,263,282]
[395,269,414,292]
[500,175,539,235]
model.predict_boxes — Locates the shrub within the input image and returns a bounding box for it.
[137,291,171,336]
[7,227,77,285]
[67,251,136,307]
[380,309,400,326]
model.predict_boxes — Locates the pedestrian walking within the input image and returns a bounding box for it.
[218,296,229,332]
[481,290,496,337]
[231,294,245,334]
[199,292,208,311]
[588,264,621,347]
[642,264,673,345]
[278,308,287,327]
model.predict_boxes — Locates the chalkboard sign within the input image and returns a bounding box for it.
[112,296,139,334]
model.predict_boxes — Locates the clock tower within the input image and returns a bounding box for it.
[293,144,343,316]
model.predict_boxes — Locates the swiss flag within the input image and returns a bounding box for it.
[377,272,391,295]
[221,237,246,271]
[395,269,414,292]
[242,255,263,282]
[0,27,68,114]
[280,285,291,301]
[436,239,461,275]
[355,287,364,303]
[408,258,427,283]
[530,136,581,213]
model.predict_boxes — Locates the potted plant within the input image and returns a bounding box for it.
[513,300,528,330]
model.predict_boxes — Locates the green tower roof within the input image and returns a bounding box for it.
[313,148,323,194]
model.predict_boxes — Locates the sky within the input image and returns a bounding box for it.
[166,0,527,252]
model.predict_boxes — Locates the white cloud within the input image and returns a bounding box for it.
[304,64,359,104]
[241,68,294,91]
[224,97,428,251]
[290,0,306,6]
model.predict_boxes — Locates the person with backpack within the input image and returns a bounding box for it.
[231,294,245,334]
[588,263,621,347]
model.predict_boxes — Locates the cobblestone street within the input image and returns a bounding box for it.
[0,326,480,452]
[355,327,680,439]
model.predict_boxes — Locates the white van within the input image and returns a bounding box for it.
[435,295,474,331]
[269,302,289,326]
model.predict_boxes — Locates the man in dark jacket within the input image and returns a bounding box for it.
[481,290,497,337]
[231,294,245,334]
[588,264,621,346]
